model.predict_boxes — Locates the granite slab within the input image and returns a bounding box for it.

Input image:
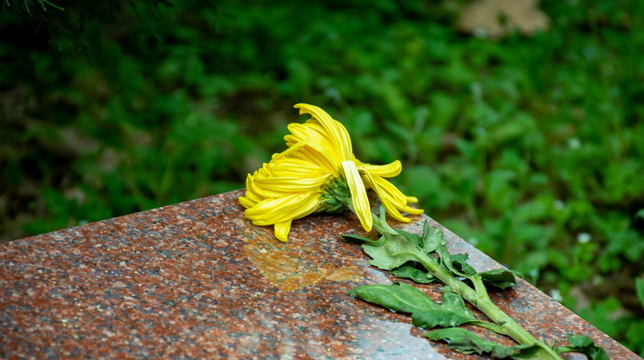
[0,190,639,359]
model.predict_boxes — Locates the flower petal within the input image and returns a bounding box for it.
[342,160,372,232]
[275,142,339,176]
[294,103,353,162]
[361,170,423,221]
[244,193,307,219]
[406,196,419,204]
[360,170,409,222]
[372,176,408,204]
[238,196,255,209]
[253,175,331,193]
[274,221,291,242]
[239,103,423,242]
[269,158,332,179]
[244,192,321,225]
[358,160,402,178]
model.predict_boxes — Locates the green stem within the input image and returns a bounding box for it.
[368,211,564,360]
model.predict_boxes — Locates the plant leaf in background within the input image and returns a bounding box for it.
[636,278,644,310]
[635,209,644,220]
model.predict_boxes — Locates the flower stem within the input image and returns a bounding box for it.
[366,211,564,360]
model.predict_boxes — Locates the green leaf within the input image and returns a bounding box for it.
[396,228,423,247]
[450,253,477,276]
[416,222,471,279]
[420,220,446,254]
[390,263,435,284]
[341,233,385,246]
[636,278,644,310]
[556,334,610,360]
[412,288,477,328]
[348,282,439,314]
[350,283,477,329]
[362,232,426,270]
[636,208,644,219]
[426,328,540,358]
[479,268,517,290]
[442,253,517,290]
[567,335,593,347]
[437,243,470,278]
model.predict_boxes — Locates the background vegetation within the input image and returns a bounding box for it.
[1,0,643,355]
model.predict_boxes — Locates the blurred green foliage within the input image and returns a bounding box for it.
[1,0,643,355]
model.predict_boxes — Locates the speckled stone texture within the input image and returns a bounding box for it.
[0,190,639,359]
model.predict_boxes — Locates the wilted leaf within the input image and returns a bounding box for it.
[396,228,423,247]
[420,220,446,254]
[341,233,385,246]
[349,282,439,314]
[450,253,477,276]
[479,268,517,290]
[350,283,477,329]
[391,263,435,284]
[412,288,477,328]
[438,244,470,278]
[426,328,540,358]
[557,334,610,360]
[362,232,425,270]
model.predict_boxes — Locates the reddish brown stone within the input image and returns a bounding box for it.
[0,190,639,359]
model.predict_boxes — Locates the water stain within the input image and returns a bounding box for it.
[244,236,363,291]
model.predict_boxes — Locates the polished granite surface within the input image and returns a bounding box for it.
[0,190,638,359]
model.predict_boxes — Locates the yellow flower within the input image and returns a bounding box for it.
[239,103,423,241]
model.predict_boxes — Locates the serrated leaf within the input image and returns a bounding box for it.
[396,228,423,247]
[413,310,475,328]
[348,282,439,314]
[420,225,471,279]
[362,232,425,270]
[437,243,470,278]
[450,253,477,276]
[412,288,476,328]
[390,263,435,284]
[421,220,445,254]
[341,233,385,246]
[479,268,517,290]
[426,328,540,358]
[557,334,610,360]
[511,269,525,280]
[568,334,593,347]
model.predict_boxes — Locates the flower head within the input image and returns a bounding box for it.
[239,103,423,241]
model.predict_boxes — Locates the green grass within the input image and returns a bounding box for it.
[1,0,643,355]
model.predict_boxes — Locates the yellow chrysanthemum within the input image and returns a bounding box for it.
[239,103,423,241]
